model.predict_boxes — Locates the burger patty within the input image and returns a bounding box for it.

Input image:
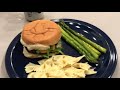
[25,47,47,54]
[25,40,62,55]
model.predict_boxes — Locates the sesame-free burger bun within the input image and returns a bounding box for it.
[21,20,61,45]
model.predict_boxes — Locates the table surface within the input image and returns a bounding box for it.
[0,12,119,78]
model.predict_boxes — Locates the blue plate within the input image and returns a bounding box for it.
[5,19,118,78]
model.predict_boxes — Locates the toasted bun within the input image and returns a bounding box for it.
[21,20,61,45]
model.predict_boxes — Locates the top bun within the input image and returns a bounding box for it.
[21,20,61,45]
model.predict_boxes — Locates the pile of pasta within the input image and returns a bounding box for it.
[25,55,97,78]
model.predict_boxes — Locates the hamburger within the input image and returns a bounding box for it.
[20,20,62,58]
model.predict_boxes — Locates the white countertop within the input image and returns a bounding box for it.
[0,12,119,78]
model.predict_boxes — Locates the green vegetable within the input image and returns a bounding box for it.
[61,28,98,63]
[35,50,40,54]
[61,26,99,59]
[59,20,107,53]
[55,47,64,55]
[42,54,50,59]
[33,43,63,59]
[56,40,62,48]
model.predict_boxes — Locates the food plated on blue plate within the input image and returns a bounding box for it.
[5,19,117,78]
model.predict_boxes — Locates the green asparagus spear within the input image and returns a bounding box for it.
[61,26,99,59]
[59,20,107,53]
[62,34,97,63]
[61,28,98,63]
[59,21,101,55]
[59,22,101,55]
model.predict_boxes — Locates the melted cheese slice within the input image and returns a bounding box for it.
[20,37,50,50]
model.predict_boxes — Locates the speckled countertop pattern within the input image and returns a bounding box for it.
[0,12,119,78]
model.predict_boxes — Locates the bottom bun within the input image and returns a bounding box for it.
[23,47,43,58]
